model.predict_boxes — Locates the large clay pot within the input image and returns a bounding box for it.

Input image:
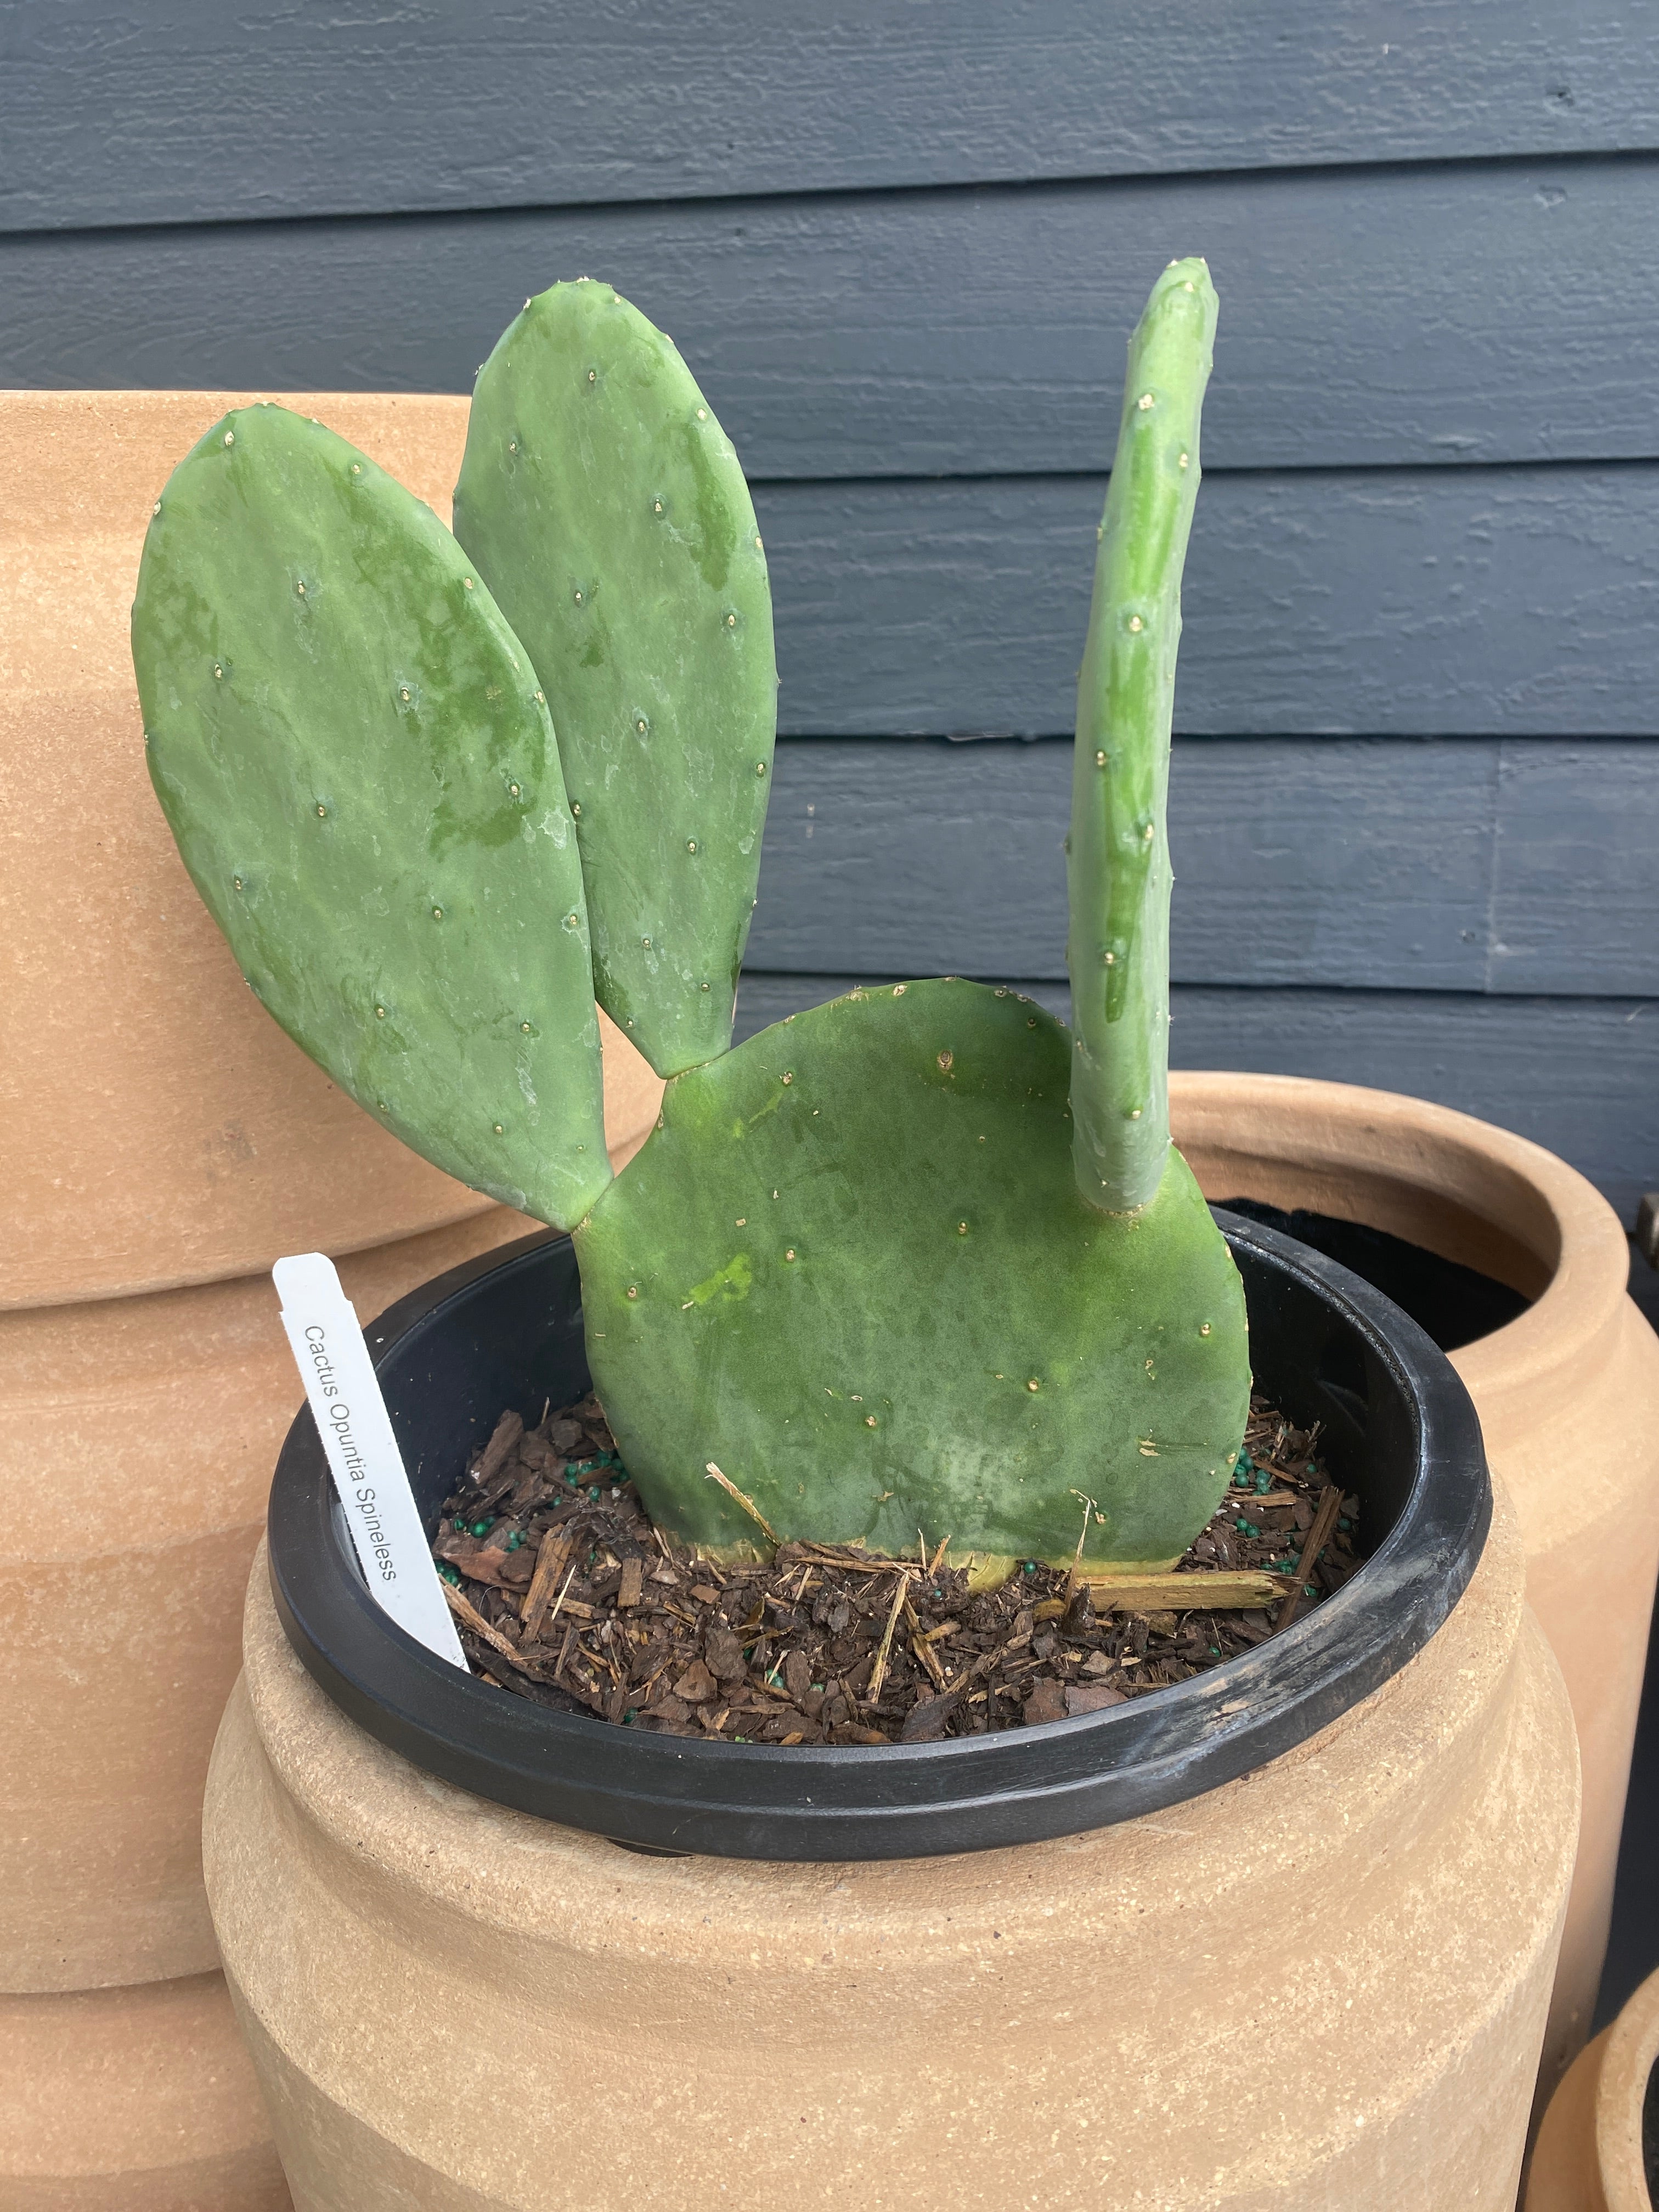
[1170,1070,1659,2104]
[210,1498,1571,2211]
[0,1972,290,2211]
[2,389,528,1306]
[203,1214,1578,2210]
[0,389,663,1996]
[1526,1960,1659,2210]
[0,387,663,1306]
[0,389,662,2205]
[2,1216,532,1994]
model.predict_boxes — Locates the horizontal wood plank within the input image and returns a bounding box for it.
[752,738,1656,995]
[3,2,1650,234]
[757,738,1491,991]
[9,158,1659,473]
[743,469,1659,739]
[1489,744,1659,993]
[733,975,1659,1221]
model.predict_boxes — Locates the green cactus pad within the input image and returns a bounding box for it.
[575,979,1249,1577]
[132,402,612,1231]
[1069,257,1217,1214]
[453,280,776,1080]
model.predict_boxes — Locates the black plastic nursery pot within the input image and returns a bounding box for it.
[1214,1197,1531,1355]
[267,1210,1491,1861]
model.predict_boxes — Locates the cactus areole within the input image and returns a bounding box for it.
[132,264,1249,1582]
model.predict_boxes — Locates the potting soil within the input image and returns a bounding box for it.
[429,1393,1363,1743]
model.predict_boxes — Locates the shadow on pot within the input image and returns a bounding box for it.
[1216,1198,1530,1353]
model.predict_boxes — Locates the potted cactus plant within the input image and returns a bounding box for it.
[134,264,1249,1595]
[133,266,1581,2207]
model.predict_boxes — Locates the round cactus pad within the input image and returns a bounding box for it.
[132,403,612,1231]
[577,980,1250,1575]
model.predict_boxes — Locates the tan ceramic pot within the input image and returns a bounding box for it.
[204,1479,1576,2212]
[1526,1962,1659,2210]
[0,1971,290,2210]
[0,387,663,2208]
[1170,1070,1659,2103]
[1,1214,529,1995]
[0,387,664,2002]
[0,388,670,1306]
[2,388,497,1307]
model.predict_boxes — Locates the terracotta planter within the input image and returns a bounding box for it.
[204,1222,1577,2208]
[0,386,664,1999]
[0,388,664,2205]
[1170,1070,1659,2102]
[210,1499,1572,2210]
[0,387,663,1307]
[0,1972,289,2210]
[2,1216,533,1993]
[1526,1962,1659,2210]
[4,389,503,1305]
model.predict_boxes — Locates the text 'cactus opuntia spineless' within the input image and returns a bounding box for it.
[131,265,1248,1583]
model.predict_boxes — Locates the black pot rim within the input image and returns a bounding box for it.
[267,1212,1491,1860]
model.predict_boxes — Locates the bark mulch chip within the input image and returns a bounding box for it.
[431,1394,1365,1743]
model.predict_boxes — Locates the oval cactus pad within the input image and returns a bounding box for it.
[575,980,1250,1575]
[132,403,612,1231]
[454,281,777,1079]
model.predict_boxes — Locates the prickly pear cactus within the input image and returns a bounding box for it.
[133,264,1251,1588]
[575,258,1248,1575]
[131,404,612,1231]
[454,281,776,1079]
[577,979,1246,1575]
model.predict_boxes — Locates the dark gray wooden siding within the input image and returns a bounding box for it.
[7,3,1654,1255]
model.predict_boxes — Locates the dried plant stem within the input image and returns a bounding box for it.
[1085,1570,1290,1613]
[1065,1491,1098,1596]
[442,1583,564,1690]
[866,1572,911,1706]
[1276,1482,1344,1630]
[704,1462,779,1545]
[904,1598,949,1691]
[443,1579,517,1661]
[544,1562,580,1635]
[521,1530,576,1640]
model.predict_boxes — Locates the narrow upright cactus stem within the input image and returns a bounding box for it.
[1067,258,1217,1214]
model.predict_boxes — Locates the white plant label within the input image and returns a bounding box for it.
[273,1251,467,1669]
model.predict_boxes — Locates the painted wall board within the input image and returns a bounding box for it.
[1489,743,1659,994]
[2,1,1649,233]
[747,469,1659,738]
[751,737,1657,995]
[752,737,1498,991]
[5,0,1649,1268]
[1168,986,1658,1225]
[4,157,1656,473]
